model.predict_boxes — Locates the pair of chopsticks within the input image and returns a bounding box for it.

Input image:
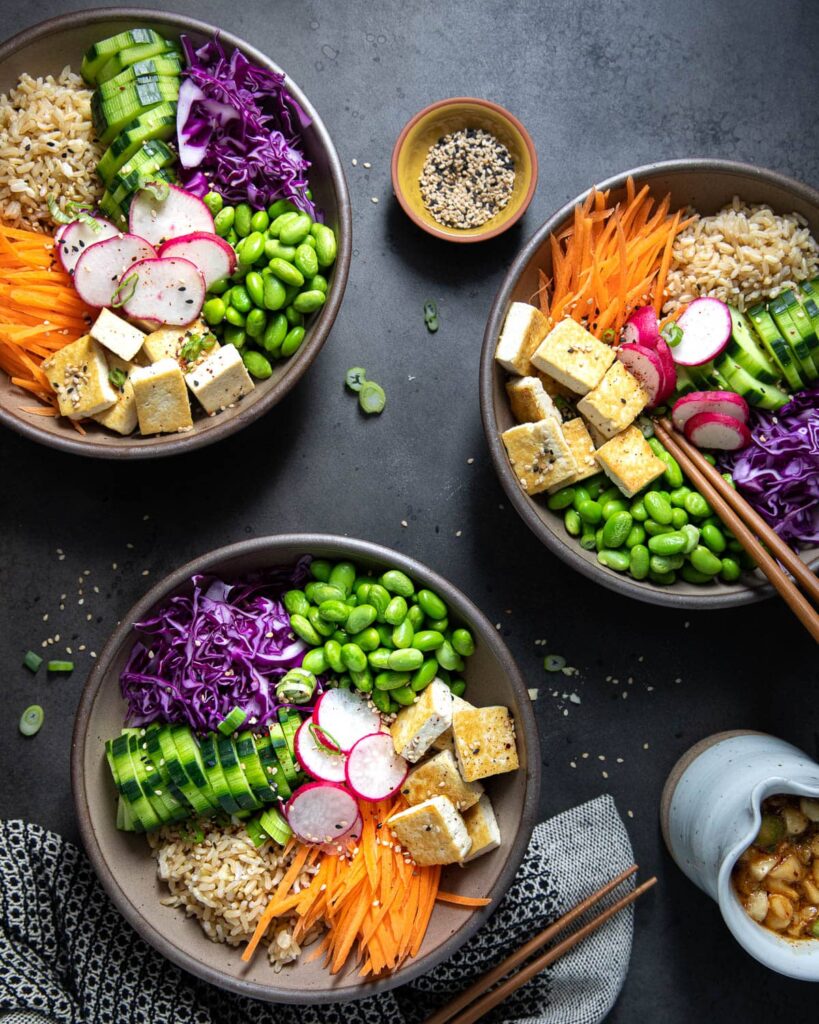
[653,419,819,644]
[423,866,655,1024]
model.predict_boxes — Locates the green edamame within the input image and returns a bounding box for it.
[269,211,299,237]
[689,545,723,576]
[412,630,444,652]
[407,604,424,630]
[381,569,414,597]
[284,589,310,616]
[388,648,424,672]
[302,648,328,674]
[368,648,392,670]
[245,308,267,339]
[371,688,391,713]
[281,326,305,357]
[242,349,272,379]
[305,581,344,603]
[238,231,265,265]
[290,614,321,646]
[680,524,701,553]
[294,243,319,278]
[324,639,345,673]
[580,528,597,551]
[223,324,246,349]
[265,240,297,262]
[645,520,674,537]
[598,549,630,572]
[625,524,646,548]
[601,511,633,548]
[309,274,329,293]
[417,589,446,619]
[269,258,304,287]
[285,305,304,327]
[450,680,467,698]
[451,628,475,657]
[385,595,408,625]
[547,487,576,511]
[234,203,252,237]
[368,584,391,619]
[375,671,411,691]
[701,523,726,554]
[293,289,326,314]
[436,639,463,672]
[577,499,603,525]
[307,607,335,637]
[202,297,226,325]
[647,531,687,556]
[351,627,380,652]
[426,616,449,633]
[213,206,235,236]
[314,225,337,267]
[345,604,377,634]
[669,486,691,507]
[341,643,367,673]
[412,658,439,691]
[684,492,711,519]
[230,285,252,313]
[350,667,373,692]
[572,486,591,511]
[720,557,742,582]
[203,191,223,214]
[671,507,689,529]
[245,271,265,307]
[564,508,582,536]
[630,499,648,522]
[329,561,358,591]
[262,274,287,311]
[629,545,650,580]
[650,554,683,574]
[644,491,673,524]
[267,199,295,219]
[262,313,288,355]
[250,209,270,232]
[392,619,414,649]
[681,565,713,584]
[649,570,677,585]
[601,498,628,520]
[392,685,416,706]
[318,599,349,623]
[279,213,312,246]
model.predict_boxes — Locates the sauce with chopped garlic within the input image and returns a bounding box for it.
[732,794,819,939]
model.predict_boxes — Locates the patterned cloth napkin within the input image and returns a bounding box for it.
[0,795,633,1024]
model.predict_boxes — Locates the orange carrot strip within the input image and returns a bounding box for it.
[435,891,493,907]
[242,844,314,962]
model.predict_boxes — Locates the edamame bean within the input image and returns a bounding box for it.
[436,639,464,672]
[242,349,272,379]
[314,224,337,267]
[281,326,305,356]
[645,520,674,537]
[305,581,344,603]
[284,589,310,616]
[250,209,270,232]
[680,524,701,553]
[598,486,621,505]
[368,648,392,670]
[303,233,316,248]
[426,616,449,633]
[625,524,646,548]
[450,680,467,698]
[684,492,711,519]
[245,271,265,307]
[371,688,391,713]
[375,671,411,691]
[269,211,299,237]
[389,648,424,672]
[598,549,630,572]
[265,239,297,262]
[230,285,252,313]
[577,499,603,525]
[345,603,376,634]
[647,531,687,555]
[332,629,349,645]
[649,570,677,585]
[238,231,265,265]
[262,274,287,311]
[351,626,380,652]
[293,289,326,313]
[203,297,226,325]
[650,554,682,574]
[324,639,345,673]
[269,258,304,287]
[681,565,713,584]
[417,589,446,619]
[586,476,605,499]
[689,545,722,576]
[601,499,628,520]
[307,606,335,637]
[224,306,246,327]
[411,658,439,691]
[629,545,650,580]
[213,206,235,236]
[203,191,223,214]
[368,584,391,620]
[234,203,252,237]
[580,528,597,551]
[294,243,318,278]
[644,491,673,524]
[226,228,239,246]
[671,507,689,529]
[267,199,295,219]
[391,685,416,706]
[208,277,230,295]
[341,643,367,673]
[547,487,576,511]
[602,511,633,548]
[669,486,691,508]
[392,619,414,649]
[701,523,726,554]
[451,628,475,657]
[318,599,349,623]
[350,667,373,693]
[564,508,582,536]
[310,274,329,293]
[630,499,648,522]
[595,527,606,552]
[302,648,328,674]
[245,308,267,339]
[328,561,356,594]
[572,486,591,511]
[290,614,321,646]
[262,313,288,356]
[279,213,312,246]
[703,453,717,466]
[412,630,445,652]
[285,305,304,326]
[384,595,408,625]
[407,604,424,630]
[720,557,742,582]
[658,450,684,488]
[223,324,246,349]
[381,569,414,597]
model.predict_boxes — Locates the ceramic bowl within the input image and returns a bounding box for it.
[480,159,819,608]
[391,97,537,242]
[0,10,351,459]
[71,534,540,1003]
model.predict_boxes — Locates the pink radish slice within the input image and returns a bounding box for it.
[672,391,750,433]
[129,184,215,247]
[286,781,359,845]
[56,218,121,276]
[72,234,157,308]
[314,688,381,753]
[318,812,363,855]
[157,232,236,288]
[616,343,671,406]
[119,257,205,326]
[345,732,408,802]
[622,305,660,348]
[294,717,347,783]
[673,298,732,366]
[684,411,752,451]
[653,337,678,403]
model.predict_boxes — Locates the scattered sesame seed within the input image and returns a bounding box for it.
[42,613,48,622]
[602,771,609,779]
[643,742,650,750]
[112,563,118,570]
[455,530,462,537]
[351,158,358,166]
[569,761,577,768]
[142,570,150,576]
[467,457,474,464]
[371,196,379,204]
[363,161,371,168]
[86,613,92,621]
[90,651,97,659]
[527,688,539,700]
[401,520,408,528]
[627,810,634,819]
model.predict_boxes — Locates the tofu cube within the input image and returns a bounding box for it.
[130,358,193,435]
[577,360,648,439]
[505,376,561,425]
[452,706,519,782]
[500,417,577,495]
[533,369,576,402]
[401,749,484,812]
[89,307,145,361]
[92,354,139,435]
[391,678,452,763]
[185,344,255,414]
[494,302,550,376]
[595,425,666,498]
[531,318,615,395]
[388,796,471,866]
[462,795,501,862]
[142,320,217,370]
[42,335,117,420]
[548,417,599,492]
[431,695,474,753]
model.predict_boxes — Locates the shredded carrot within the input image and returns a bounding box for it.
[435,891,493,907]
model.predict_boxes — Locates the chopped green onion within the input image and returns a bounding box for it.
[661,323,684,348]
[47,196,102,232]
[143,179,170,201]
[345,366,367,392]
[544,654,566,673]
[108,367,127,390]
[47,195,74,225]
[308,721,342,755]
[423,300,439,333]
[602,328,616,343]
[19,705,44,736]
[217,706,247,735]
[23,651,43,672]
[111,272,138,309]
[359,380,386,415]
[180,824,205,844]
[275,667,317,704]
[47,660,74,672]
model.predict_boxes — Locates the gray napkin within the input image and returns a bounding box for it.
[0,795,634,1024]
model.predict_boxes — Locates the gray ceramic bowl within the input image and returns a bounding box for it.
[480,159,819,608]
[70,535,540,1002]
[0,9,351,459]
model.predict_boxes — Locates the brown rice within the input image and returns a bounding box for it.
[663,198,819,314]
[0,66,103,232]
[148,822,321,969]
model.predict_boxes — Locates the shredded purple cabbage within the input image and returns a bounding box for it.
[120,559,312,733]
[723,385,819,547]
[177,35,315,215]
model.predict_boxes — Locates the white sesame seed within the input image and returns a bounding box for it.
[371,196,379,204]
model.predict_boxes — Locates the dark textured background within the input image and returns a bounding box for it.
[1,0,818,1019]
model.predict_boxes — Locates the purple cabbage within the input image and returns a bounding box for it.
[723,385,819,547]
[177,35,315,216]
[120,560,311,733]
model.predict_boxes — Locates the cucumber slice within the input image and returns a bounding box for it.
[110,140,175,206]
[81,28,163,84]
[130,733,188,823]
[799,288,819,337]
[256,734,292,800]
[97,38,181,84]
[747,303,802,391]
[719,353,790,411]
[97,103,177,185]
[672,366,698,398]
[96,56,181,100]
[215,734,261,811]
[169,724,217,806]
[779,289,819,372]
[245,816,268,848]
[770,297,816,382]
[92,78,180,146]
[726,307,778,383]
[110,733,160,830]
[199,734,241,814]
[148,725,215,814]
[143,726,191,808]
[258,807,293,846]
[689,360,731,391]
[235,732,278,803]
[268,722,299,784]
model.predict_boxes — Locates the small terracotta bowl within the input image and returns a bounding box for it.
[391,97,538,243]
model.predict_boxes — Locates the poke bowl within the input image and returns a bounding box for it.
[0,10,351,458]
[70,535,540,1002]
[480,159,819,608]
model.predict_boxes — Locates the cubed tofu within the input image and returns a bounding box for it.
[505,376,561,425]
[494,302,550,376]
[452,706,519,782]
[500,417,577,495]
[585,419,608,449]
[142,320,217,370]
[461,795,501,862]
[595,425,666,498]
[401,749,484,812]
[431,695,474,752]
[532,369,577,402]
[388,796,471,866]
[548,417,599,492]
[577,360,648,439]
[130,358,193,435]
[42,334,117,420]
[92,354,139,435]
[185,344,255,414]
[391,679,452,763]
[89,307,145,361]
[531,318,615,395]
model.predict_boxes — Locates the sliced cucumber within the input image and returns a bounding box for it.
[258,806,293,846]
[199,733,241,814]
[268,722,299,784]
[245,816,268,848]
[148,725,215,814]
[97,103,177,185]
[110,140,175,207]
[169,725,218,807]
[779,288,819,373]
[96,56,181,100]
[215,734,261,811]
[235,732,278,804]
[672,366,698,398]
[97,38,181,84]
[770,297,816,382]
[799,288,819,337]
[688,360,731,391]
[719,353,790,411]
[747,303,802,391]
[256,734,292,800]
[130,732,188,823]
[110,733,161,830]
[92,78,180,146]
[81,28,163,84]
[726,306,778,383]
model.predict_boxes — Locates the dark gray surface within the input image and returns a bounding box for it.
[0,0,817,1019]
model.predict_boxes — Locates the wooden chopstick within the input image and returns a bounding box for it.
[654,419,819,643]
[423,867,655,1024]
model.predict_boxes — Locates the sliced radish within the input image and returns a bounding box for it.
[119,257,205,326]
[314,688,381,753]
[73,234,157,308]
[286,782,359,845]
[653,337,678,403]
[157,232,236,288]
[294,717,347,783]
[672,391,750,433]
[616,342,671,406]
[674,298,732,366]
[56,217,121,276]
[318,812,363,856]
[345,732,408,802]
[684,411,752,451]
[622,305,660,348]
[129,184,215,247]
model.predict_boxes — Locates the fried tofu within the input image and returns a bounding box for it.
[462,795,501,862]
[92,353,139,435]
[388,796,471,866]
[89,307,145,361]
[577,360,648,439]
[495,302,551,376]
[505,376,561,425]
[185,344,254,414]
[142,320,217,370]
[42,334,117,420]
[431,695,474,753]
[549,417,598,492]
[500,417,577,495]
[401,749,484,812]
[452,706,519,782]
[595,425,666,498]
[130,358,193,435]
[390,679,452,763]
[531,318,615,395]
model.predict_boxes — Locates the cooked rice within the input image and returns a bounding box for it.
[0,66,103,232]
[148,822,321,969]
[663,198,819,314]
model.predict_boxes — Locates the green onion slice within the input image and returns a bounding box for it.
[47,660,74,672]
[544,654,567,673]
[424,300,439,332]
[359,380,386,415]
[308,721,342,755]
[661,323,684,348]
[108,367,127,390]
[602,327,616,343]
[47,195,103,231]
[345,367,367,392]
[111,272,138,309]
[143,179,170,201]
[19,705,44,736]
[23,650,43,672]
[180,824,205,844]
[217,706,247,735]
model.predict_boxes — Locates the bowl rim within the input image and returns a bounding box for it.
[70,533,542,1003]
[390,96,539,243]
[479,157,819,609]
[0,7,352,460]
